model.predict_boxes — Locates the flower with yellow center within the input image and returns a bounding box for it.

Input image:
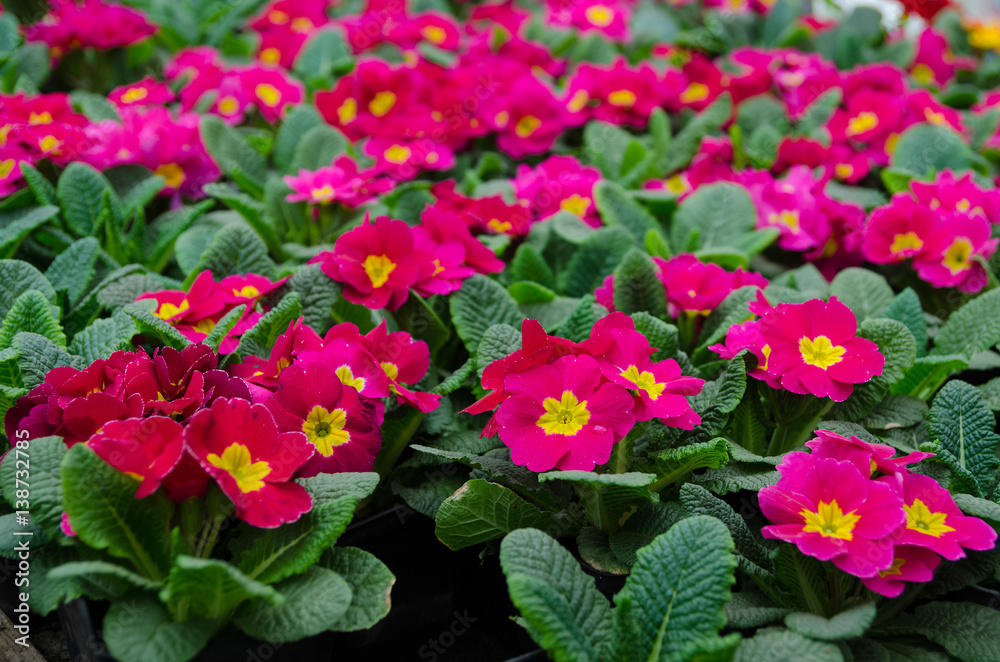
[768,209,800,232]
[680,82,709,104]
[911,64,934,85]
[0,159,15,179]
[799,335,846,370]
[269,9,289,24]
[384,144,412,164]
[260,48,281,64]
[487,218,512,233]
[956,198,971,213]
[39,135,61,154]
[878,557,906,578]
[607,90,636,107]
[515,115,541,138]
[885,133,899,155]
[155,299,189,320]
[363,253,397,288]
[494,111,510,128]
[369,91,397,117]
[421,25,448,45]
[335,365,366,391]
[942,237,973,275]
[256,83,282,108]
[301,405,350,457]
[800,500,860,540]
[560,194,591,217]
[207,443,271,493]
[338,98,358,124]
[311,184,337,203]
[567,90,589,113]
[904,499,955,537]
[218,96,240,116]
[234,285,261,299]
[29,111,53,125]
[665,174,690,194]
[890,231,923,255]
[924,109,945,125]
[619,365,666,401]
[381,362,399,381]
[584,5,614,27]
[536,391,591,436]
[155,163,186,189]
[846,111,878,137]
[968,21,1000,51]
[120,87,149,104]
[834,163,854,179]
[190,318,217,335]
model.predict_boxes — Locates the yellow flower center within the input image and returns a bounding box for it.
[0,159,15,179]
[234,285,260,299]
[878,557,907,578]
[769,209,800,231]
[537,390,591,436]
[487,218,512,233]
[190,318,217,335]
[680,82,709,104]
[799,335,845,370]
[515,115,541,138]
[363,253,397,288]
[155,300,189,320]
[911,64,934,85]
[335,365,366,391]
[260,47,281,64]
[29,111,53,125]
[338,98,358,124]
[607,89,637,107]
[834,163,854,179]
[970,22,1000,50]
[431,259,445,275]
[619,365,666,400]
[311,184,336,202]
[39,135,60,153]
[155,163,186,189]
[120,87,149,104]
[924,109,945,125]
[956,198,971,212]
[890,231,924,255]
[665,174,690,194]
[760,344,772,371]
[494,111,510,128]
[207,443,271,493]
[369,91,397,117]
[584,5,614,27]
[560,194,591,216]
[256,83,282,108]
[942,237,973,275]
[800,500,859,540]
[301,405,350,457]
[381,362,399,381]
[904,498,955,537]
[384,144,412,164]
[269,9,289,24]
[846,111,879,137]
[218,96,240,116]
[885,133,899,155]
[421,25,447,44]
[567,90,589,113]
[290,17,313,33]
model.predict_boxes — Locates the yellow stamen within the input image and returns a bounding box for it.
[363,254,397,288]
[619,365,666,400]
[800,500,860,540]
[904,499,955,537]
[536,390,590,436]
[799,335,845,370]
[207,443,271,493]
[301,405,350,456]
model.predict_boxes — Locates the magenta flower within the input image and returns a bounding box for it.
[913,214,997,293]
[513,155,602,227]
[760,456,904,578]
[283,156,394,207]
[862,194,943,264]
[861,545,941,597]
[495,354,635,472]
[655,254,769,317]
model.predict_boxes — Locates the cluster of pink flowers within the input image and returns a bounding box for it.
[310,211,504,310]
[283,155,395,207]
[760,430,997,596]
[596,253,769,318]
[26,0,156,58]
[7,314,436,527]
[0,93,89,195]
[136,271,287,353]
[711,291,885,402]
[465,314,704,472]
[862,171,1000,293]
[165,47,304,124]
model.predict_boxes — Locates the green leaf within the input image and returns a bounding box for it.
[631,312,679,360]
[891,123,973,176]
[679,484,773,579]
[44,237,99,304]
[161,555,281,620]
[613,249,666,318]
[561,226,634,297]
[61,444,172,580]
[394,292,450,356]
[860,395,927,430]
[123,301,192,350]
[730,384,769,456]
[104,593,215,662]
[19,162,58,206]
[57,163,115,236]
[733,629,844,662]
[500,528,614,662]
[540,471,657,532]
[584,121,636,179]
[475,323,521,376]
[926,380,1000,497]
[145,201,214,273]
[607,502,685,568]
[612,515,736,662]
[274,105,323,173]
[577,527,630,575]
[450,274,523,352]
[320,546,394,631]
[0,436,65,535]
[234,566,353,642]
[829,268,894,321]
[884,288,927,357]
[933,288,1000,357]
[288,125,349,173]
[293,29,352,82]
[200,115,267,196]
[0,205,59,256]
[786,604,876,641]
[434,479,558,550]
[202,183,283,259]
[557,295,604,343]
[287,263,342,334]
[46,560,161,593]
[510,243,556,289]
[639,438,730,489]
[237,293,302,359]
[230,495,358,584]
[952,493,1000,522]
[593,180,664,247]
[11,332,84,388]
[878,602,1000,662]
[195,223,275,279]
[860,318,917,385]
[773,545,828,614]
[670,183,757,252]
[891,354,968,399]
[664,94,732,173]
[0,290,64,348]
[725,591,791,629]
[0,259,56,318]
[691,461,779,495]
[297,472,379,504]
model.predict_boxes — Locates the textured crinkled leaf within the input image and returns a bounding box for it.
[773,545,828,614]
[287,263,342,334]
[44,237,99,304]
[475,323,520,375]
[0,290,64,348]
[320,546,395,631]
[540,470,657,531]
[196,223,275,279]
[0,259,56,319]
[511,243,556,289]
[663,94,732,173]
[637,438,730,488]
[829,269,894,321]
[785,604,876,641]
[68,309,138,363]
[725,590,791,629]
[561,226,633,297]
[577,527,631,574]
[95,272,182,310]
[450,274,523,352]
[435,479,558,550]
[613,515,736,662]
[594,180,663,246]
[202,304,245,353]
[953,493,1000,521]
[200,115,267,193]
[631,312,679,360]
[884,288,927,357]
[234,566,352,642]
[61,444,173,580]
[860,395,927,430]
[878,602,1000,662]
[891,354,967,399]
[695,286,757,358]
[104,593,215,662]
[274,105,323,173]
[57,163,114,236]
[161,555,281,620]
[47,560,161,593]
[288,124,349,173]
[690,462,779,495]
[933,288,1000,358]
[670,182,756,252]
[733,628,844,662]
[607,501,685,567]
[926,380,1000,497]
[501,527,614,662]
[12,332,84,388]
[860,318,916,384]
[145,201,214,273]
[431,357,474,396]
[19,162,57,206]
[123,301,192,350]
[891,123,972,176]
[680,484,773,578]
[0,435,65,534]
[230,495,358,584]
[613,248,666,318]
[297,472,379,504]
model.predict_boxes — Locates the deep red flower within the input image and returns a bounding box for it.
[87,417,185,498]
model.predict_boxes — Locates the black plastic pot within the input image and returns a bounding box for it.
[53,507,543,662]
